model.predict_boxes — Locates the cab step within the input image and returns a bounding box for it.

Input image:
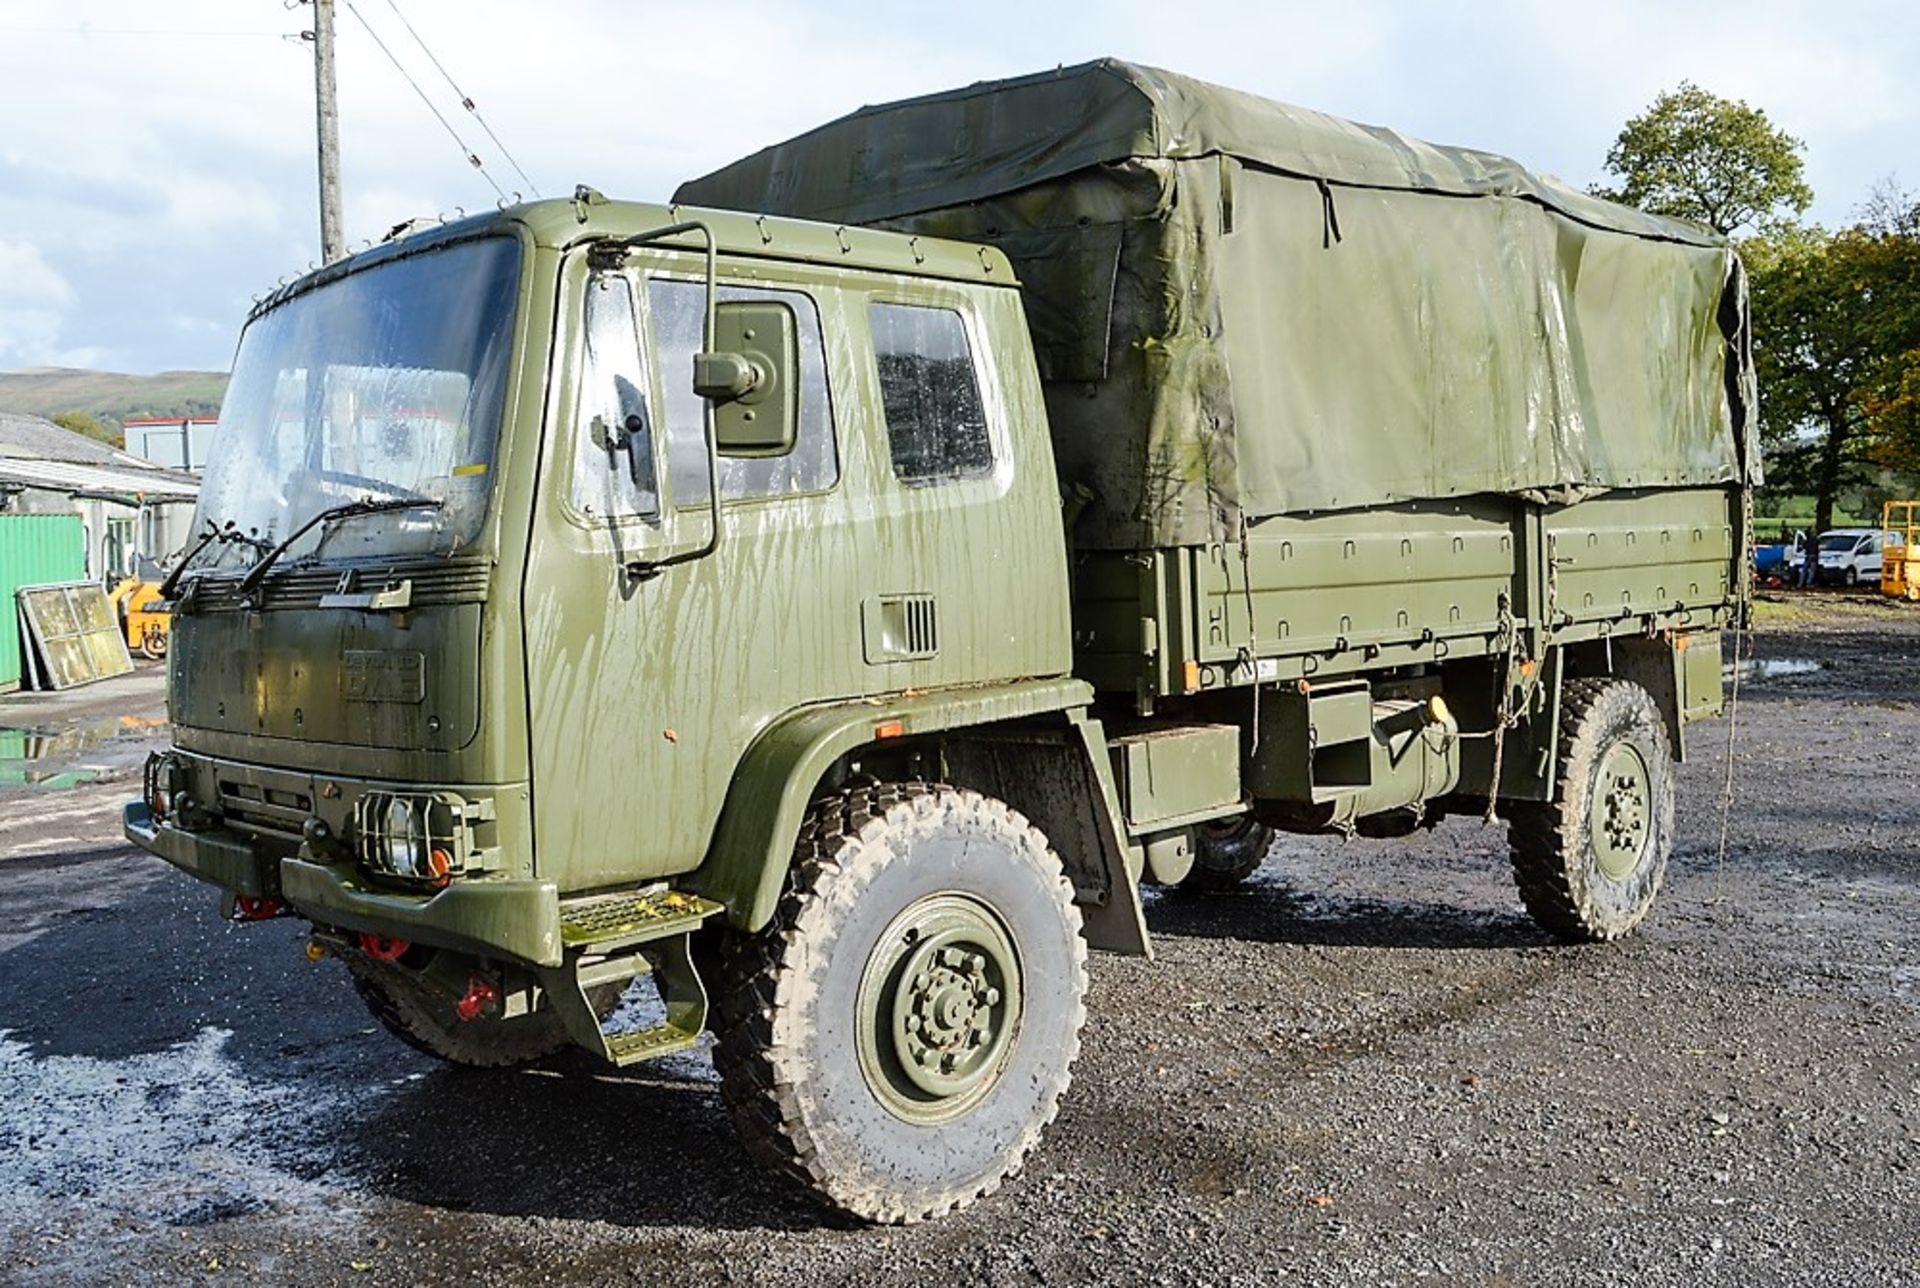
[545,888,721,1067]
[559,889,722,952]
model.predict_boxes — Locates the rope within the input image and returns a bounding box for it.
[1482,594,1520,825]
[1239,516,1261,751]
[1712,484,1756,907]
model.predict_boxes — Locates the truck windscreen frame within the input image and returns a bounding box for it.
[190,236,522,571]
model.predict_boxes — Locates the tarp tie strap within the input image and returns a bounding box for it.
[1316,178,1343,249]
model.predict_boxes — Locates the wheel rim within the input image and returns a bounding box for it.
[855,892,1022,1125]
[1590,741,1652,879]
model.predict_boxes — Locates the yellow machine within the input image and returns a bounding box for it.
[1884,501,1920,601]
[110,573,170,659]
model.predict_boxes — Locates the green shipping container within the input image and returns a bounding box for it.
[0,513,87,690]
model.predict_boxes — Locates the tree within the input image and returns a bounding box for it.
[50,409,122,448]
[1745,200,1920,536]
[1598,83,1812,235]
[1855,186,1920,478]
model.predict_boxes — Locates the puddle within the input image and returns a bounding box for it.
[1727,657,1828,682]
[0,716,166,788]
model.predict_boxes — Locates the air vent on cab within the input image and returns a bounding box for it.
[862,593,940,663]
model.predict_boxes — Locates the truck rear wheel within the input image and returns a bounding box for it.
[713,783,1087,1224]
[346,954,576,1069]
[1179,815,1274,891]
[1507,678,1673,942]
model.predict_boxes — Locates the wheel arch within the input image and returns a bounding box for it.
[1562,634,1705,762]
[687,677,1100,934]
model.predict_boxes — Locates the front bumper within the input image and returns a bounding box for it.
[125,801,273,896]
[124,801,564,967]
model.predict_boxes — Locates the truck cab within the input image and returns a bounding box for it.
[129,198,1088,1036]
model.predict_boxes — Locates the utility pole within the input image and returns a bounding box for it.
[312,0,346,263]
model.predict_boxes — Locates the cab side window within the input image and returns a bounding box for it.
[869,302,993,486]
[648,279,837,504]
[572,275,659,520]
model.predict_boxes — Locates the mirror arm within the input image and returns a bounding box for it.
[591,220,725,582]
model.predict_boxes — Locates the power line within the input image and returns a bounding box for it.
[379,0,539,197]
[337,0,507,202]
[0,26,286,36]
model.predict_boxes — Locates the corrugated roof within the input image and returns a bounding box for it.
[0,411,158,467]
[0,456,199,501]
[0,410,201,502]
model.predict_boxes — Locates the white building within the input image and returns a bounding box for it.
[123,416,219,473]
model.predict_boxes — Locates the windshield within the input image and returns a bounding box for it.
[190,237,521,572]
[1818,534,1862,553]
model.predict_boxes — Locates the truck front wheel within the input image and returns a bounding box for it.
[713,783,1087,1223]
[1506,678,1674,942]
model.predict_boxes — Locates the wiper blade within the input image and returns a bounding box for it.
[158,520,273,601]
[236,496,446,598]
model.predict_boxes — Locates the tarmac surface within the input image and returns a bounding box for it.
[0,597,1914,1286]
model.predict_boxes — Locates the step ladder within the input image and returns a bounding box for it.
[545,889,722,1067]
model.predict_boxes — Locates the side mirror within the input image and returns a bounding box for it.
[693,300,798,457]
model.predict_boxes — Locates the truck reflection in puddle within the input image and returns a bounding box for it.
[0,716,167,789]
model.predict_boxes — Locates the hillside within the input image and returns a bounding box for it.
[0,367,228,426]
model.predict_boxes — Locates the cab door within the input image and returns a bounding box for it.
[520,252,866,892]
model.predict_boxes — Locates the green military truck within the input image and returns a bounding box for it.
[128,60,1754,1223]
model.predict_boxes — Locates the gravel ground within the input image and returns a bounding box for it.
[0,595,1914,1286]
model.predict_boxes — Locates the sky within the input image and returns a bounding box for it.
[1,0,1915,375]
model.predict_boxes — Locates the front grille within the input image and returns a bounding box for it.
[217,779,311,838]
[182,556,492,612]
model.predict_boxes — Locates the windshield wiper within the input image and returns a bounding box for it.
[158,520,273,601]
[236,496,446,598]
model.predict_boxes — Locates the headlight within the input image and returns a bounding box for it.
[384,796,421,875]
[354,791,486,885]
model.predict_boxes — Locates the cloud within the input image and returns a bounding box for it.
[0,239,90,367]
[0,0,1914,372]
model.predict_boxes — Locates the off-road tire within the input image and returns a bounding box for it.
[346,955,579,1069]
[713,783,1088,1224]
[1507,678,1674,942]
[1179,815,1274,891]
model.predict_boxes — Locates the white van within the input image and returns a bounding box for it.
[1813,528,1894,586]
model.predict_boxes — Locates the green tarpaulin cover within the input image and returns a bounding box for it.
[676,59,1758,548]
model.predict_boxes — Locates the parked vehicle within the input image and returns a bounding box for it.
[1813,527,1893,586]
[127,61,1753,1224]
[110,557,171,659]
[1755,531,1805,587]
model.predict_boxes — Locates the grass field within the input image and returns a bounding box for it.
[0,367,228,426]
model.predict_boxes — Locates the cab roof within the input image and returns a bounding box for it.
[249,191,1015,323]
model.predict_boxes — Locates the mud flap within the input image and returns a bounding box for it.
[944,711,1151,958]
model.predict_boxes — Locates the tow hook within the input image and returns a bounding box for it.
[358,933,410,962]
[233,895,283,921]
[455,975,499,1023]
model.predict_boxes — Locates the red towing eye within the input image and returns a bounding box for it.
[234,896,282,921]
[455,975,499,1023]
[358,933,410,962]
